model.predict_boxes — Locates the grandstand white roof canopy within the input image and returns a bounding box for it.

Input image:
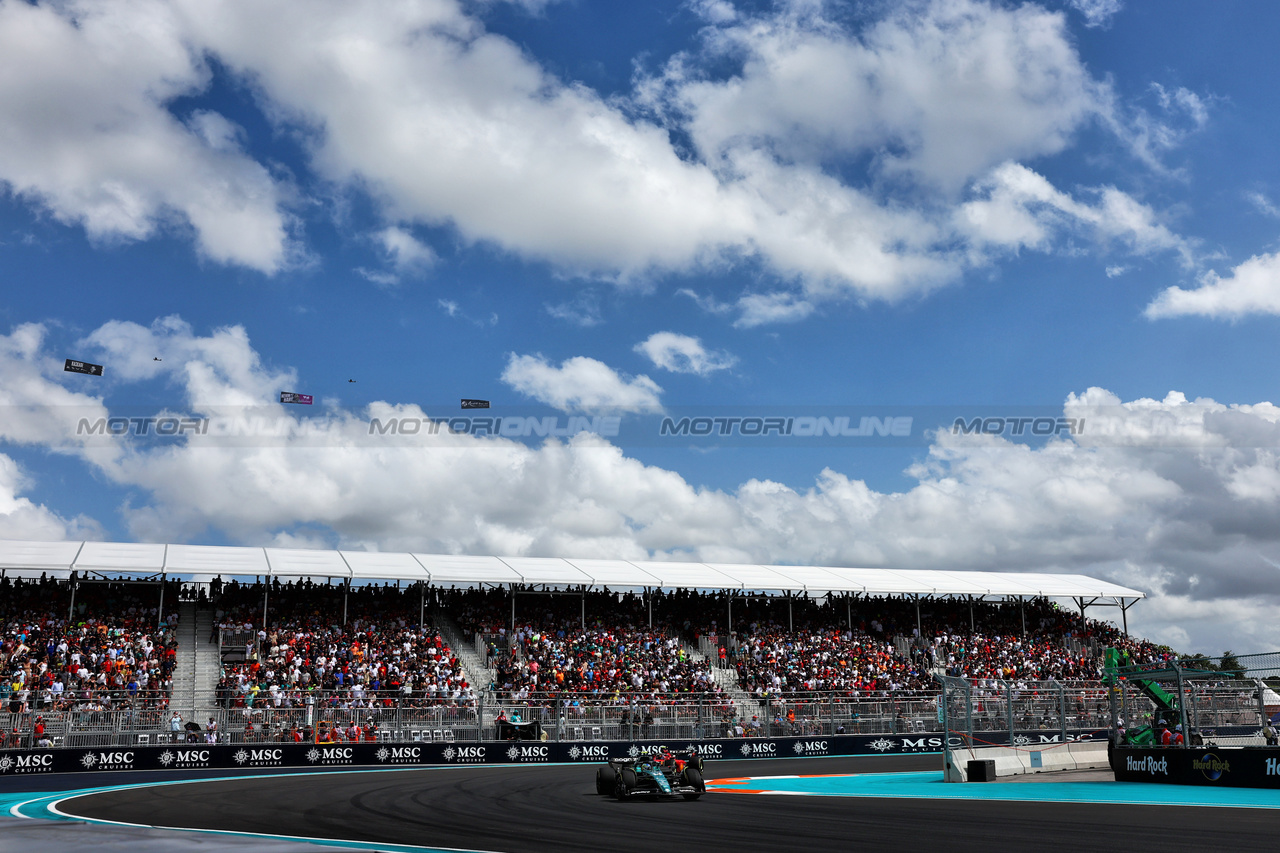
[0,538,1144,601]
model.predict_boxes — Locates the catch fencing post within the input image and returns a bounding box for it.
[1057,682,1067,744]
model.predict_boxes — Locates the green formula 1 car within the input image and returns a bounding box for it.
[595,748,707,801]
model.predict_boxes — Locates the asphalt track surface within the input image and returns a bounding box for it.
[61,755,1280,853]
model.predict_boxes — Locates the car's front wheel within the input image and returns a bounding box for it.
[681,766,704,800]
[596,764,618,795]
[615,767,637,801]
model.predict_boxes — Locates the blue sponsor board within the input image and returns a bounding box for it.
[0,730,1123,777]
[1114,746,1280,789]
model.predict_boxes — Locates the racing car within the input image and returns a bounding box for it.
[595,748,706,801]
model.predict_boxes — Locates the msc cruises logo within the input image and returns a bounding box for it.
[869,738,897,752]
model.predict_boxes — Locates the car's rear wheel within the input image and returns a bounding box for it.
[615,767,637,801]
[681,766,704,800]
[596,764,618,795]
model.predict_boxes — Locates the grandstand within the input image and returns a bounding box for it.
[0,537,1157,748]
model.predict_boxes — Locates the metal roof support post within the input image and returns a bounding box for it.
[1006,680,1014,740]
[1256,679,1268,729]
[1121,598,1130,637]
[68,572,77,624]
[647,589,652,631]
[262,578,269,631]
[916,595,922,638]
[510,585,515,636]
[157,571,166,633]
[342,578,349,626]
[969,596,974,634]
[1058,682,1067,745]
[419,581,425,633]
[965,681,973,746]
[727,594,733,637]
[580,589,585,632]
[1174,661,1188,737]
[788,592,793,633]
[846,594,851,633]
[1020,596,1025,638]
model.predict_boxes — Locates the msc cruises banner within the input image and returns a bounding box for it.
[0,730,1123,778]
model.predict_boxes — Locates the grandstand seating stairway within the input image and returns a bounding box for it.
[170,600,220,717]
[686,642,754,716]
[431,611,497,707]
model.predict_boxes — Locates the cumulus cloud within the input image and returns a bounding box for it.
[0,453,102,541]
[1145,252,1280,319]
[653,0,1103,191]
[7,318,1280,651]
[0,0,1199,318]
[634,332,736,376]
[0,0,289,272]
[959,162,1191,263]
[501,354,663,413]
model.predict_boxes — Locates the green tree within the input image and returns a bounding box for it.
[1218,651,1245,679]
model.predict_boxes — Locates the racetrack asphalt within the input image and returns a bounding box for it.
[58,754,1280,853]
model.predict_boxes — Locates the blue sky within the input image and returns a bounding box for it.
[2,0,1280,655]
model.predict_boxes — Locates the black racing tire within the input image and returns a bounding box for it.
[596,764,618,795]
[615,767,637,801]
[681,766,704,800]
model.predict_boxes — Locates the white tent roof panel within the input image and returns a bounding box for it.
[0,539,83,570]
[75,542,167,573]
[0,539,1145,600]
[499,557,594,587]
[342,551,429,582]
[626,561,741,590]
[415,554,522,586]
[264,548,351,579]
[166,544,268,575]
[703,563,808,592]
[563,559,663,588]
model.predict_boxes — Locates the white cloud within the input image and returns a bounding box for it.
[501,353,663,413]
[1106,265,1129,278]
[1066,0,1123,28]
[0,0,289,272]
[654,0,1103,191]
[7,320,1280,652]
[734,292,815,328]
[1246,191,1280,218]
[545,293,603,328]
[1145,252,1280,319]
[83,315,298,407]
[1152,83,1208,129]
[0,0,1195,319]
[0,452,101,541]
[959,162,1191,263]
[634,332,736,376]
[376,226,436,273]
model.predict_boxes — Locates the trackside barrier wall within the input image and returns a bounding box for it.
[0,730,1122,778]
[1114,746,1280,789]
[944,740,1109,782]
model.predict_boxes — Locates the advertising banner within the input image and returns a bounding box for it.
[0,730,1114,778]
[1113,747,1280,789]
